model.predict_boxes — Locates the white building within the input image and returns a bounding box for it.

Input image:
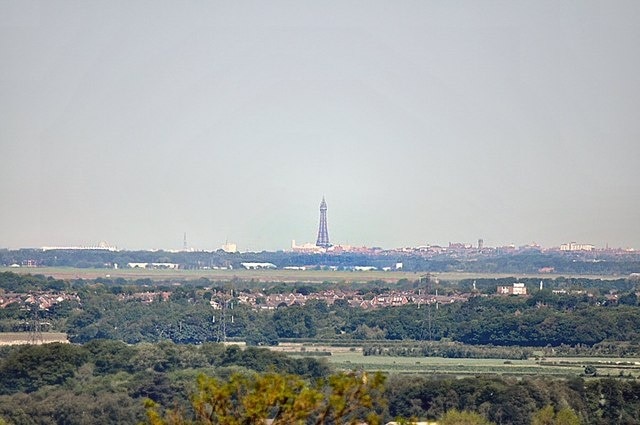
[127,262,180,269]
[497,282,527,295]
[291,240,325,253]
[560,242,595,251]
[221,242,237,253]
[241,262,276,270]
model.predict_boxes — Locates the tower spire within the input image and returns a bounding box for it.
[316,196,331,248]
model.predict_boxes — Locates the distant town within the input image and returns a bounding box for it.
[11,198,638,255]
[2,198,638,275]
[2,239,639,277]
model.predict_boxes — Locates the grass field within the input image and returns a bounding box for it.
[329,353,640,377]
[272,343,640,377]
[1,333,637,377]
[0,332,68,346]
[0,267,622,284]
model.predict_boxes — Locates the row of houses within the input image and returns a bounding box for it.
[0,292,79,310]
[117,291,172,303]
[230,289,470,310]
[100,287,476,310]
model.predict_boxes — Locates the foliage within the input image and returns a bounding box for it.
[363,341,532,360]
[439,409,495,425]
[0,341,329,396]
[384,375,590,425]
[0,388,146,425]
[4,271,640,350]
[0,271,68,292]
[532,405,580,425]
[1,339,640,424]
[37,290,640,348]
[0,342,87,393]
[146,371,386,425]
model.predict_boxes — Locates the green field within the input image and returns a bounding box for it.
[326,353,640,377]
[2,331,638,377]
[273,343,640,377]
[1,266,416,283]
[341,354,640,377]
[0,267,621,284]
[0,332,68,346]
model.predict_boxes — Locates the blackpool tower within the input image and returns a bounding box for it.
[315,197,331,248]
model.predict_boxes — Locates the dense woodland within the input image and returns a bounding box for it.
[0,341,639,424]
[0,341,329,424]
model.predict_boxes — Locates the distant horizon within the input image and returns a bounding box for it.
[1,238,636,253]
[2,2,639,252]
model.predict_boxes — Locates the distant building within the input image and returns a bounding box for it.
[560,242,595,251]
[152,263,180,269]
[353,266,377,271]
[448,242,474,249]
[291,240,325,253]
[497,283,527,295]
[241,262,276,270]
[221,242,237,253]
[41,242,118,252]
[127,262,180,269]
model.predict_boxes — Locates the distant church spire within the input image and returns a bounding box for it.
[316,196,331,248]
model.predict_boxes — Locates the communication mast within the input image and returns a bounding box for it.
[215,289,234,343]
[28,299,44,345]
[419,275,437,341]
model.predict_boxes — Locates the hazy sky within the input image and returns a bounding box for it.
[1,1,639,251]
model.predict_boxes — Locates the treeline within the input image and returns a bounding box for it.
[2,248,640,274]
[443,296,640,347]
[1,341,640,424]
[542,341,640,358]
[60,289,640,348]
[363,341,533,359]
[0,340,329,424]
[456,276,638,294]
[0,340,330,395]
[0,271,67,292]
[458,252,640,275]
[385,374,640,425]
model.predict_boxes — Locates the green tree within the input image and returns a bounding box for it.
[532,405,580,425]
[532,405,555,425]
[0,343,87,393]
[555,408,580,425]
[146,371,386,425]
[439,409,495,425]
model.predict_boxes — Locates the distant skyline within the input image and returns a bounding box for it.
[2,1,639,251]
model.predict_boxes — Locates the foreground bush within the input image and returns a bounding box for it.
[146,371,387,425]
